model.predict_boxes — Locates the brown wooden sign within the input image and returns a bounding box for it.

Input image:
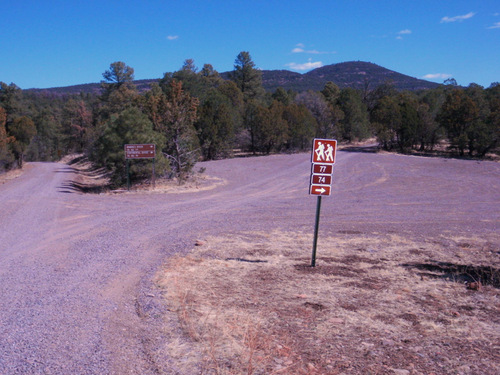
[124,144,156,159]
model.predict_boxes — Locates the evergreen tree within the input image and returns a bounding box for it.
[0,107,15,170]
[321,82,345,139]
[464,84,493,156]
[272,87,295,106]
[91,107,168,187]
[295,90,333,138]
[9,116,37,167]
[438,89,479,156]
[415,102,440,151]
[99,62,138,121]
[231,51,265,102]
[171,59,203,98]
[397,93,419,152]
[196,88,234,160]
[27,109,62,161]
[337,88,370,142]
[0,82,22,124]
[62,99,93,153]
[282,103,316,151]
[263,100,288,153]
[144,80,199,181]
[371,95,401,150]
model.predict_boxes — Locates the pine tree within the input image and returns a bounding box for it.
[231,52,265,102]
[144,80,199,181]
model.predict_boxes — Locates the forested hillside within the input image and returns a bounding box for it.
[25,61,438,95]
[1,53,499,188]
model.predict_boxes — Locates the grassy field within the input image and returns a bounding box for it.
[156,229,499,374]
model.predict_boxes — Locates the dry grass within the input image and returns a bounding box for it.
[134,173,226,194]
[0,164,29,185]
[156,230,500,374]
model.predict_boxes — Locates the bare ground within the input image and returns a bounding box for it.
[1,150,498,374]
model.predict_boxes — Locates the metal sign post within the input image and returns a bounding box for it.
[309,138,337,267]
[311,195,322,267]
[126,159,130,191]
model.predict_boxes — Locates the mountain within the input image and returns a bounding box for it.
[24,79,159,96]
[24,61,440,96]
[261,61,440,92]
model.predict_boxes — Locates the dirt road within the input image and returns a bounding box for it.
[0,151,498,374]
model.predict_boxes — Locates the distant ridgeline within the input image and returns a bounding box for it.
[24,61,440,95]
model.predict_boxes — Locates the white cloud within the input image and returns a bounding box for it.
[423,73,453,80]
[396,29,411,40]
[291,43,335,54]
[286,59,323,71]
[167,35,179,40]
[488,21,500,29]
[440,12,475,23]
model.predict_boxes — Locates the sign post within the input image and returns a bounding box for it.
[309,138,337,267]
[124,144,156,191]
[311,195,322,267]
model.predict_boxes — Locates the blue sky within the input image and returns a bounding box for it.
[2,0,499,89]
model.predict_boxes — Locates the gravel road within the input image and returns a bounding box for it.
[0,151,498,374]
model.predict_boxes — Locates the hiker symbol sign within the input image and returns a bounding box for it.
[312,139,336,164]
[309,138,336,196]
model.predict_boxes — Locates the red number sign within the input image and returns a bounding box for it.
[311,174,332,185]
[312,164,333,175]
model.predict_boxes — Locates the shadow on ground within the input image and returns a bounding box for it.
[57,155,110,194]
[58,181,109,194]
[403,261,500,288]
[340,144,380,153]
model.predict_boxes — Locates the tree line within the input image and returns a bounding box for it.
[1,52,499,187]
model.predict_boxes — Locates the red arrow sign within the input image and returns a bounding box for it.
[310,185,331,196]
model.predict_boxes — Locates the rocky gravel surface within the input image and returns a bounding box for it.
[0,151,498,374]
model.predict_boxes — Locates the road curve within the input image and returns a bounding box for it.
[0,152,499,374]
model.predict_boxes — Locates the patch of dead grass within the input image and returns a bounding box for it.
[0,164,30,185]
[156,231,500,374]
[135,174,226,194]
